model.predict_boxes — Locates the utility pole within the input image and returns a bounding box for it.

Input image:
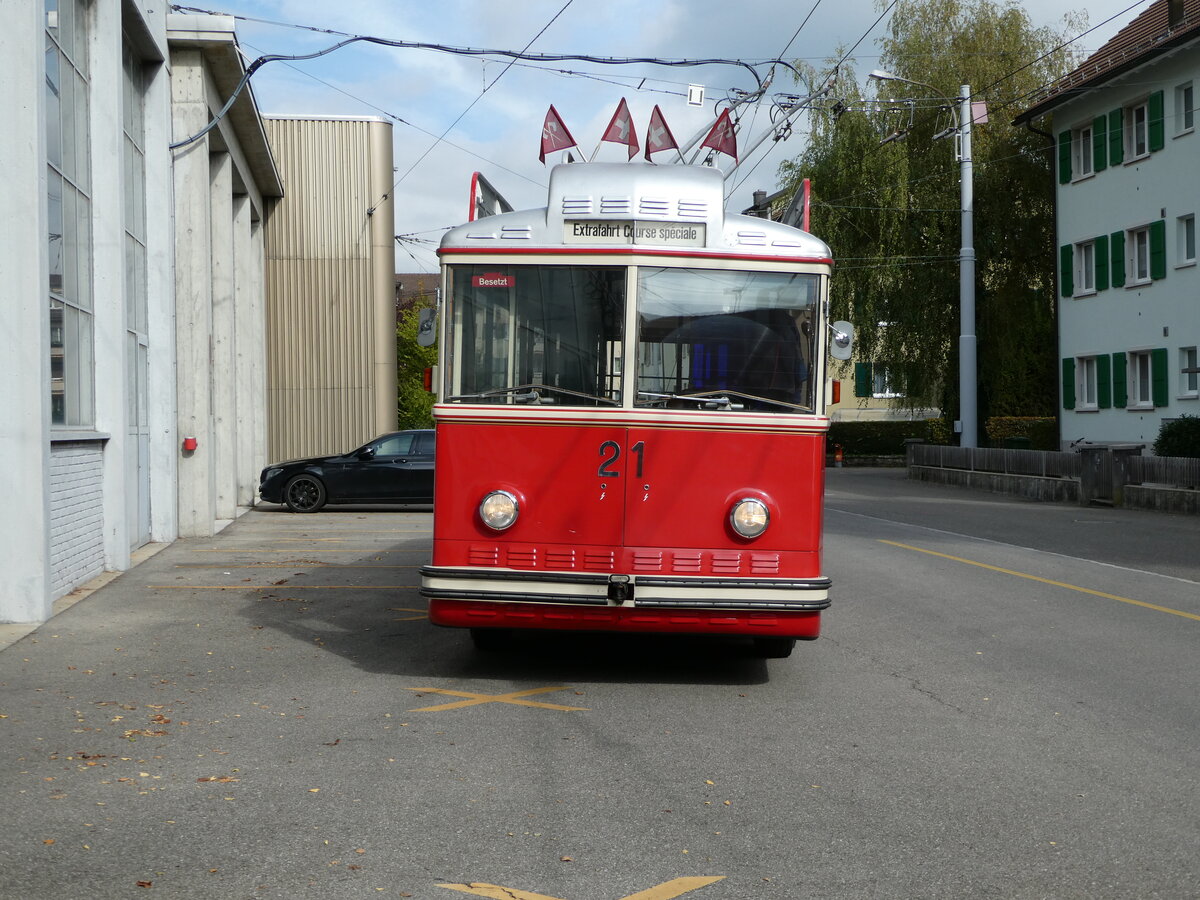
[957,85,977,448]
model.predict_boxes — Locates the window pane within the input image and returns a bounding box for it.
[73,69,89,191]
[57,0,73,61]
[45,0,59,41]
[75,191,91,310]
[1183,347,1198,394]
[59,61,75,179]
[44,41,61,169]
[52,301,94,426]
[62,184,77,302]
[47,171,64,295]
[637,268,819,411]
[449,265,626,407]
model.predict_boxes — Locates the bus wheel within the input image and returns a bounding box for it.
[470,628,509,651]
[752,637,796,659]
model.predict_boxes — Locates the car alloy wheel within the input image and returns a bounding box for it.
[284,474,327,513]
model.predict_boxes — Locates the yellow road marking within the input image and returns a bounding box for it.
[175,563,422,569]
[880,540,1200,622]
[389,607,429,621]
[407,686,589,713]
[149,585,419,590]
[438,877,724,900]
[268,535,430,542]
[190,549,425,554]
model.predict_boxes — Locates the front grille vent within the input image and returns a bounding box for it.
[562,196,593,216]
[600,196,633,215]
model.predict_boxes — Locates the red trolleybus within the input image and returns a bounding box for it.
[421,161,845,657]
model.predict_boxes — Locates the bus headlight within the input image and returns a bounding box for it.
[479,490,519,531]
[729,498,770,538]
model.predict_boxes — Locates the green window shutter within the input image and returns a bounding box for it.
[1097,354,1112,408]
[1112,352,1128,409]
[1152,347,1170,406]
[854,362,872,398]
[1093,115,1108,171]
[1062,358,1076,410]
[1058,130,1072,184]
[1094,236,1109,291]
[1110,231,1126,287]
[1109,108,1124,165]
[1149,90,1165,151]
[1060,244,1074,297]
[1150,219,1167,279]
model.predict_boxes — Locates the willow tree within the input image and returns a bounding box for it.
[780,0,1084,431]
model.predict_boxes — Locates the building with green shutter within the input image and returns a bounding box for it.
[1016,0,1200,449]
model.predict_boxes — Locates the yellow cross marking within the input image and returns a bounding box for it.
[881,540,1200,622]
[438,876,724,899]
[406,686,589,712]
[389,607,429,621]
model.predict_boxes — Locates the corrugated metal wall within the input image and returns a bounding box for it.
[263,117,397,461]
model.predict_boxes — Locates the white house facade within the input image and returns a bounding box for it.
[1019,0,1200,449]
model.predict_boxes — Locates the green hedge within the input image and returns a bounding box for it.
[826,420,942,455]
[984,417,1057,450]
[827,417,1058,455]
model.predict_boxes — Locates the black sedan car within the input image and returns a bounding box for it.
[258,430,435,512]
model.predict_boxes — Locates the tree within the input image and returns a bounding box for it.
[779,0,1084,435]
[396,297,437,430]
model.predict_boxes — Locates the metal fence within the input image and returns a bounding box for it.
[910,443,1200,488]
[908,444,1081,478]
[1129,455,1200,488]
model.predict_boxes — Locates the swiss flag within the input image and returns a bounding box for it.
[539,105,578,164]
[600,98,639,159]
[700,108,738,161]
[644,105,679,161]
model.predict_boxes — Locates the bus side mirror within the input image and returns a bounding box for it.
[417,307,437,347]
[828,321,854,361]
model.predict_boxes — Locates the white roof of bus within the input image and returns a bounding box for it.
[440,162,832,261]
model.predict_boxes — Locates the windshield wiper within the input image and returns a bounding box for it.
[448,384,619,406]
[637,389,809,412]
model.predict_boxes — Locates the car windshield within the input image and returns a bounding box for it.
[635,268,819,412]
[445,265,624,406]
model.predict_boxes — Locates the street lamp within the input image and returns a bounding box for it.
[869,69,977,449]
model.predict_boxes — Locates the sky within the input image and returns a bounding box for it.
[200,0,1155,272]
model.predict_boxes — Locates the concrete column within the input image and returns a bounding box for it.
[171,49,216,537]
[89,0,131,570]
[250,218,268,489]
[369,121,398,434]
[232,194,258,507]
[209,151,237,521]
[144,57,179,543]
[0,2,52,623]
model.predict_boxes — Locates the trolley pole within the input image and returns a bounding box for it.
[957,85,977,448]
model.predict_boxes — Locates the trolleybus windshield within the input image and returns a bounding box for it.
[636,268,819,412]
[445,263,820,412]
[446,265,624,406]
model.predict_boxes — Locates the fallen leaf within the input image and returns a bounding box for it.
[136,881,152,888]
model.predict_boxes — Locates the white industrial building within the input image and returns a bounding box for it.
[0,5,282,624]
[1017,0,1200,449]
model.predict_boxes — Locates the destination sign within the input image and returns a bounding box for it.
[564,220,706,248]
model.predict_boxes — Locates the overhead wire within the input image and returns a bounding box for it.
[374,0,576,213]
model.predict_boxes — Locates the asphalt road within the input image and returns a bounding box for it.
[1,470,1197,899]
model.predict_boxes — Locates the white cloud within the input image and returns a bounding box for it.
[224,0,1148,270]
